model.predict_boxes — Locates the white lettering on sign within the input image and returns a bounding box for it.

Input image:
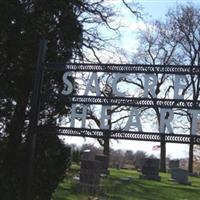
[124,107,142,131]
[61,71,199,135]
[174,75,186,99]
[62,71,73,95]
[144,74,158,98]
[71,104,87,128]
[84,72,101,96]
[160,108,174,133]
[112,73,127,97]
[100,106,111,129]
[189,109,200,135]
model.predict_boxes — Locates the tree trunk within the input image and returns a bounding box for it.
[155,109,166,172]
[160,135,166,172]
[103,134,110,157]
[189,138,194,173]
[103,107,111,171]
[103,132,110,173]
[188,117,194,174]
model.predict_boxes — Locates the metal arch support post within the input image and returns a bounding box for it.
[24,39,47,200]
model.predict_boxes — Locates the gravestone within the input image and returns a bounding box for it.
[81,149,95,161]
[112,162,121,169]
[140,158,161,181]
[95,154,109,174]
[169,159,179,171]
[79,150,101,194]
[119,177,132,184]
[171,168,191,185]
[79,160,101,194]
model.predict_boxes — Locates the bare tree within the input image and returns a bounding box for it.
[165,4,200,173]
[131,3,200,172]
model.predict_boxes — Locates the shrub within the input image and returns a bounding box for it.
[0,134,71,200]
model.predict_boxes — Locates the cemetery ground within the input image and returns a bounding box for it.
[52,164,200,200]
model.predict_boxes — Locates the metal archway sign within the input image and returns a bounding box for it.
[39,62,200,144]
[26,40,200,199]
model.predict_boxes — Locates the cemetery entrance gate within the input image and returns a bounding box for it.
[26,40,200,199]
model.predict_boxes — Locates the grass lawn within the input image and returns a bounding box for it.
[52,165,200,200]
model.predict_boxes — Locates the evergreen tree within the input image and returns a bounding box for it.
[0,1,116,199]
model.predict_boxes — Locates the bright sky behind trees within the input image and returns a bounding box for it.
[111,0,200,59]
[63,0,200,159]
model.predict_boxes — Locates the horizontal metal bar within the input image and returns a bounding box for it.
[37,126,200,144]
[46,63,200,75]
[56,95,200,109]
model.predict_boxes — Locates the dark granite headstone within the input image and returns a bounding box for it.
[112,162,121,169]
[119,177,132,184]
[95,154,109,174]
[140,158,161,181]
[169,160,179,170]
[81,149,95,161]
[171,168,190,185]
[79,160,101,194]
